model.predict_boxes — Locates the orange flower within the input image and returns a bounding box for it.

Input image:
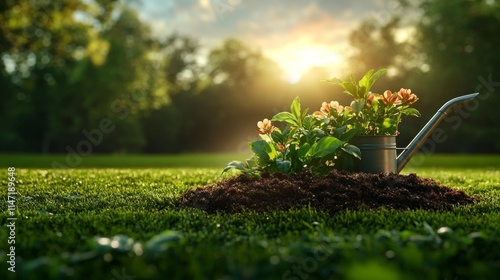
[276,143,285,152]
[313,111,326,118]
[318,101,344,116]
[366,93,378,108]
[329,101,344,114]
[381,90,401,105]
[320,102,330,115]
[257,118,275,134]
[397,88,418,104]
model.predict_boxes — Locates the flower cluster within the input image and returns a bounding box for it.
[224,69,420,176]
[370,88,418,106]
[224,93,363,176]
[321,69,420,135]
[313,101,350,118]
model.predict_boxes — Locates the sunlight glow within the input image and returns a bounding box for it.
[267,45,345,83]
[394,27,415,43]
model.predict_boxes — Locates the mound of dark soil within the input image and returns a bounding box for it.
[179,171,475,214]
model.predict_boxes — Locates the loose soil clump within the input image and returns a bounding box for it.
[180,171,475,214]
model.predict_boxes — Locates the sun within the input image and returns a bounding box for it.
[267,44,345,83]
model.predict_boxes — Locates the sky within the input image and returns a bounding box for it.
[132,0,400,83]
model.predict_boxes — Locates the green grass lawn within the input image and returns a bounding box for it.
[0,153,250,168]
[1,154,499,279]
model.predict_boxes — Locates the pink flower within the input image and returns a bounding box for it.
[257,118,275,134]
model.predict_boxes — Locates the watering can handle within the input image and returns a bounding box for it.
[396,93,479,173]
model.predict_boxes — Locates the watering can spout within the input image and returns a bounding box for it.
[396,93,479,173]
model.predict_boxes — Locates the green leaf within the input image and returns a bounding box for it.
[241,157,260,175]
[341,144,362,159]
[324,78,358,98]
[222,160,246,173]
[145,230,182,258]
[307,136,344,158]
[322,77,340,83]
[402,107,421,117]
[250,139,272,163]
[382,118,397,135]
[333,125,347,135]
[272,127,282,134]
[349,74,356,84]
[357,69,387,98]
[367,68,387,89]
[290,96,301,122]
[276,158,291,173]
[351,100,365,114]
[301,108,309,119]
[358,85,367,99]
[302,114,316,130]
[341,82,358,98]
[339,128,361,142]
[270,130,284,143]
[272,112,298,126]
[313,128,326,137]
[297,143,311,160]
[325,69,386,100]
[272,112,294,122]
[282,124,293,134]
[358,69,374,88]
[372,98,379,112]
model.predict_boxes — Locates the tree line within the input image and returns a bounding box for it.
[1,0,499,154]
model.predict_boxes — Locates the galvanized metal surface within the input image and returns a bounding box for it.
[351,135,397,173]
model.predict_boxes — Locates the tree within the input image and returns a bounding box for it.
[0,0,117,153]
[0,1,165,153]
[141,34,203,153]
[411,0,500,152]
[70,7,161,153]
[347,17,402,78]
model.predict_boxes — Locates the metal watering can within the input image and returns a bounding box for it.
[351,93,479,174]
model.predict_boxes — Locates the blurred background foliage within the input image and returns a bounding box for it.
[0,0,499,154]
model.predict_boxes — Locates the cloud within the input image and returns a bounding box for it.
[131,0,396,80]
[134,0,388,45]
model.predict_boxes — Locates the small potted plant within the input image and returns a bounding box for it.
[321,69,420,173]
[224,69,420,176]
